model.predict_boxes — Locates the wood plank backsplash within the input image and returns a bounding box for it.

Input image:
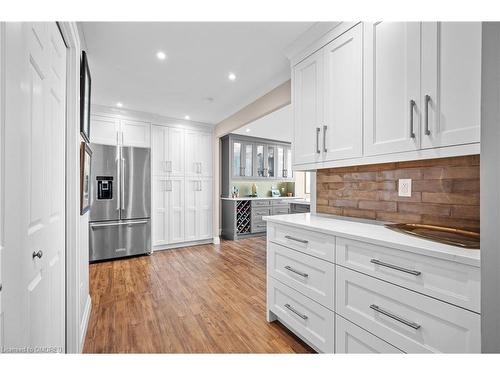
[316,155,480,230]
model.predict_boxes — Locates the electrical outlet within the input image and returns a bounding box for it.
[398,179,412,197]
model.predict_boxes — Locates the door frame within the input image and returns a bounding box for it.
[58,22,90,354]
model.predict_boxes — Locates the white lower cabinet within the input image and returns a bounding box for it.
[185,178,213,241]
[267,277,334,353]
[335,266,480,353]
[265,220,481,354]
[335,315,403,353]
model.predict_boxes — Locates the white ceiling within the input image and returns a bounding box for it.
[81,22,313,124]
[233,104,292,143]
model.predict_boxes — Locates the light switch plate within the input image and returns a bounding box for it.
[398,179,412,197]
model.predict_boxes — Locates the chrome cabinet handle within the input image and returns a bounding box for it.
[285,303,308,320]
[370,259,421,276]
[32,250,43,259]
[167,160,173,173]
[166,180,173,192]
[370,304,421,330]
[323,125,328,152]
[284,265,309,278]
[315,127,321,154]
[409,100,416,139]
[284,235,308,244]
[424,94,431,136]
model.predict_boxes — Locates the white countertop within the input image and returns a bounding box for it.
[221,196,300,201]
[263,213,480,267]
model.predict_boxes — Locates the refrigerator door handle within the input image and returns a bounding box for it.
[116,157,121,211]
[90,220,149,229]
[121,157,125,210]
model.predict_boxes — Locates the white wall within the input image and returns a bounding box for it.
[233,104,292,142]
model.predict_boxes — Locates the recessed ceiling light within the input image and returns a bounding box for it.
[156,51,167,60]
[245,128,251,133]
[184,115,190,120]
[228,72,236,81]
[116,102,123,108]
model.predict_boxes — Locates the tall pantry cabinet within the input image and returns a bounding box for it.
[152,125,213,249]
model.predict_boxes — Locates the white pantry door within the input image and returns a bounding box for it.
[3,22,66,352]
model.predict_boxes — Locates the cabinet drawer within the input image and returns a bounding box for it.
[268,223,334,263]
[252,200,271,207]
[252,207,271,217]
[251,220,267,233]
[336,266,480,353]
[268,278,334,353]
[336,237,480,312]
[272,206,290,215]
[272,199,290,206]
[268,242,334,310]
[335,315,403,353]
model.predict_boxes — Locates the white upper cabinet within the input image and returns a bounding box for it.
[293,49,323,165]
[152,125,185,176]
[90,115,120,145]
[364,22,421,156]
[121,119,151,147]
[185,130,213,177]
[90,115,150,147]
[323,23,363,161]
[421,22,482,149]
[151,125,168,175]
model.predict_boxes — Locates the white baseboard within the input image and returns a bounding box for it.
[213,236,221,245]
[153,238,213,252]
[79,294,91,352]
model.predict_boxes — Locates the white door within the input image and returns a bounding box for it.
[184,178,199,241]
[292,49,323,165]
[90,114,120,145]
[421,22,482,149]
[185,130,200,176]
[3,22,66,352]
[364,22,421,156]
[121,119,151,147]
[323,23,363,161]
[167,127,185,176]
[167,177,185,243]
[151,125,168,176]
[152,176,168,247]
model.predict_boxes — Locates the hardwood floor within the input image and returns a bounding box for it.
[83,237,314,353]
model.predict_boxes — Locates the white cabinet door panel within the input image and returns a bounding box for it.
[152,176,168,247]
[335,315,403,353]
[421,22,481,148]
[364,22,421,156]
[293,49,323,165]
[91,115,119,146]
[168,178,185,243]
[336,266,481,353]
[121,119,151,147]
[151,125,168,176]
[168,127,186,176]
[323,23,363,161]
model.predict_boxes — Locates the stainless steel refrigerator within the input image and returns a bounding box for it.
[89,143,151,262]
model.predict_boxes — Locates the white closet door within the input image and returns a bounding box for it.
[292,49,324,165]
[152,176,168,247]
[197,178,213,240]
[151,125,168,176]
[91,115,120,145]
[421,22,481,149]
[3,22,66,351]
[323,23,363,161]
[168,178,185,243]
[364,22,421,156]
[121,119,151,147]
[184,178,199,241]
[167,127,185,176]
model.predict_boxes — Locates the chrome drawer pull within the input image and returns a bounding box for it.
[284,303,308,320]
[370,304,421,330]
[284,265,309,278]
[409,99,416,139]
[284,235,308,244]
[424,94,431,135]
[370,259,421,276]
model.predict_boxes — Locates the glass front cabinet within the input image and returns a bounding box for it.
[232,140,254,178]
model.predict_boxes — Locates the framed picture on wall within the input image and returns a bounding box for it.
[80,50,91,142]
[80,142,92,215]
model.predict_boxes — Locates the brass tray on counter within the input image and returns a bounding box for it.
[385,223,480,249]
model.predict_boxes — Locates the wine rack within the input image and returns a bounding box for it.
[236,200,252,234]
